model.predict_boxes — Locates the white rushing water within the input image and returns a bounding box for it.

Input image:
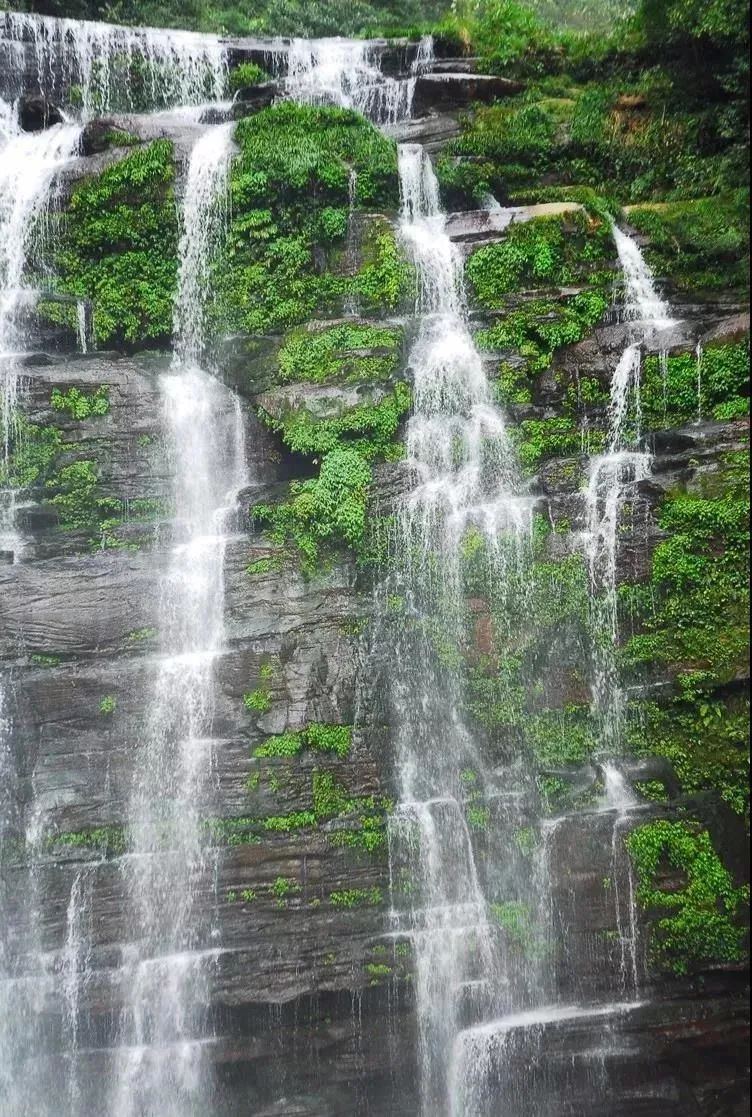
[0,95,81,1117]
[110,119,244,1114]
[386,143,537,1117]
[285,35,433,125]
[581,231,677,1014]
[1,11,227,116]
[610,223,672,328]
[449,999,644,1117]
[585,227,675,757]
[0,106,81,447]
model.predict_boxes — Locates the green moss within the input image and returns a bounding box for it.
[620,490,749,816]
[228,62,270,91]
[243,689,272,713]
[328,813,388,854]
[511,416,604,469]
[126,627,157,642]
[626,820,749,975]
[329,887,383,907]
[245,556,282,576]
[0,415,63,490]
[627,193,749,294]
[260,381,411,460]
[211,104,400,336]
[478,291,610,378]
[365,961,392,983]
[50,140,179,345]
[48,826,127,857]
[640,340,749,429]
[46,460,118,532]
[312,770,355,820]
[490,900,535,951]
[525,705,596,768]
[262,811,317,831]
[635,780,669,803]
[271,876,301,906]
[98,695,117,714]
[253,447,373,571]
[623,494,749,684]
[253,723,353,759]
[467,805,491,830]
[466,213,612,305]
[627,697,749,818]
[438,101,557,203]
[30,654,61,667]
[50,386,110,420]
[352,222,413,311]
[102,128,141,148]
[278,323,402,385]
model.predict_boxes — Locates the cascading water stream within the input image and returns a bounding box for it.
[580,229,676,1010]
[285,35,433,126]
[1,11,227,117]
[109,119,244,1114]
[385,142,537,1117]
[0,106,81,550]
[586,227,673,758]
[0,99,82,1114]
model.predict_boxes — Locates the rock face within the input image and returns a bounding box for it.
[2,293,748,1117]
[0,17,749,1117]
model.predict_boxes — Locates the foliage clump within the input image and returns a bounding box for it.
[627,820,749,974]
[211,103,401,335]
[253,723,353,758]
[51,140,178,345]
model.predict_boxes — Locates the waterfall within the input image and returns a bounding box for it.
[0,105,81,1114]
[343,168,361,317]
[610,223,672,327]
[585,228,675,758]
[110,120,244,1114]
[1,12,227,116]
[284,36,432,125]
[580,230,677,1011]
[386,142,535,1117]
[0,107,81,465]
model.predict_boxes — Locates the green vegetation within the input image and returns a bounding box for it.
[435,0,748,208]
[243,689,272,713]
[211,104,400,336]
[639,340,750,429]
[490,900,542,956]
[511,416,603,469]
[98,695,117,715]
[50,140,178,345]
[50,386,110,419]
[627,820,749,974]
[329,887,383,907]
[245,555,282,576]
[466,212,613,305]
[258,383,410,461]
[48,826,127,857]
[627,194,749,294]
[253,723,353,759]
[278,323,402,385]
[254,438,393,571]
[622,490,749,816]
[271,876,301,906]
[27,0,447,37]
[228,62,270,91]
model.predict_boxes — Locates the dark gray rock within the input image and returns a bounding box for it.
[412,72,524,116]
[18,93,64,131]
